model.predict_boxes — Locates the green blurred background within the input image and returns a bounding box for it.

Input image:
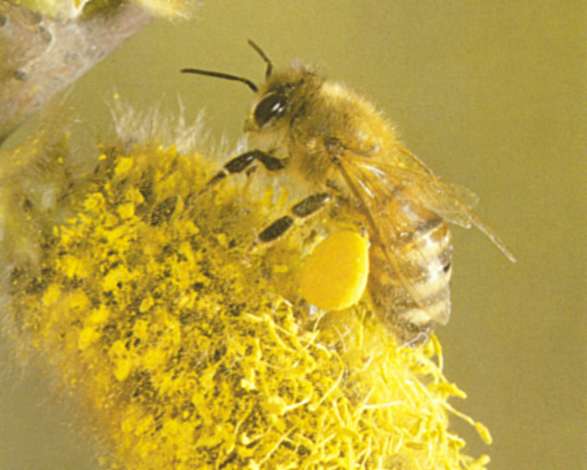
[1,1,585,468]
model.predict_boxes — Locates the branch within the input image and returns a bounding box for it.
[0,1,152,145]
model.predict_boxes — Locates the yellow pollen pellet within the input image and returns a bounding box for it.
[299,231,370,311]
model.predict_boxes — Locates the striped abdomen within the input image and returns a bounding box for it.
[368,192,453,345]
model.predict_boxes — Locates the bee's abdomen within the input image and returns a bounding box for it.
[369,200,453,344]
[400,216,453,321]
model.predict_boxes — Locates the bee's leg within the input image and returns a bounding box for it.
[258,192,331,242]
[203,149,285,191]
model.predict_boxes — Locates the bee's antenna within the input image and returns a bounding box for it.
[180,68,259,93]
[247,39,273,79]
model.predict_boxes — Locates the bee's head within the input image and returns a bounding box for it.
[245,65,319,131]
[181,41,321,154]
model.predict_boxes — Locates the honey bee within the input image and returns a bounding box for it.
[182,41,515,344]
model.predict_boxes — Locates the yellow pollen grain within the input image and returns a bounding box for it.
[42,284,62,306]
[88,305,110,325]
[78,327,100,351]
[117,202,136,219]
[139,296,154,313]
[58,255,90,279]
[114,156,134,177]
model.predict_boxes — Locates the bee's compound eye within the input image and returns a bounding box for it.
[253,92,287,128]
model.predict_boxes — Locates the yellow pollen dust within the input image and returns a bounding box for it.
[0,125,492,469]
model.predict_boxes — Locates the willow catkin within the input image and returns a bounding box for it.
[0,111,491,469]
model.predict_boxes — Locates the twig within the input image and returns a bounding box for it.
[0,1,152,146]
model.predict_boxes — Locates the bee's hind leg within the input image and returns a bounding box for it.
[258,192,332,242]
[201,149,285,193]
